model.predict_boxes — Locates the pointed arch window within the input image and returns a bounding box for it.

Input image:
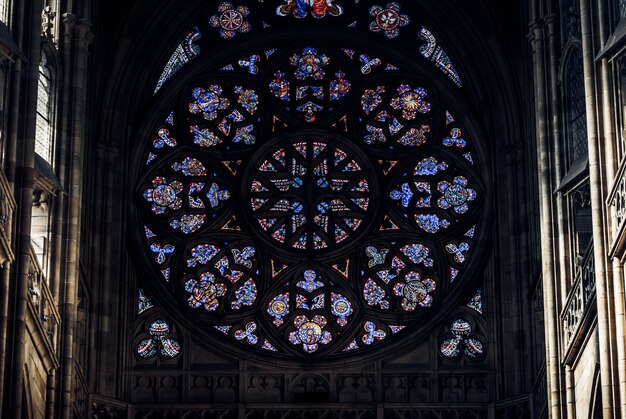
[35,53,53,164]
[565,48,588,165]
[32,50,60,276]
[560,46,593,284]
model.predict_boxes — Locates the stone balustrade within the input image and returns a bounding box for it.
[560,245,595,355]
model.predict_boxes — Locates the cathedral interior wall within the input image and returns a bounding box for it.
[0,0,624,418]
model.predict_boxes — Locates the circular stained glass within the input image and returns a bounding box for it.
[134,33,486,363]
[243,131,376,254]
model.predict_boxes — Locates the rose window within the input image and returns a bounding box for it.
[244,133,375,252]
[135,31,486,362]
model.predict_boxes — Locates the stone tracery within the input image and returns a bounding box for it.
[136,20,484,360]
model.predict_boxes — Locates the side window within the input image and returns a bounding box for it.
[565,48,588,166]
[618,59,626,160]
[31,49,60,281]
[35,53,53,164]
[562,46,593,274]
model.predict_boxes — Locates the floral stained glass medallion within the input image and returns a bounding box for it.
[136,320,181,359]
[136,10,486,362]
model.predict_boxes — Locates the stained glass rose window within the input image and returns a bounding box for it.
[135,12,486,362]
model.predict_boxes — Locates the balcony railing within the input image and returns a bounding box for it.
[560,244,595,356]
[608,159,626,258]
[0,167,15,264]
[27,245,60,351]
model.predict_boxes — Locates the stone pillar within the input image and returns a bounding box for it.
[58,13,91,419]
[544,13,570,308]
[596,0,626,416]
[566,365,576,418]
[503,143,528,397]
[613,265,626,419]
[579,0,617,416]
[0,261,10,415]
[2,0,43,416]
[89,143,120,397]
[529,18,564,419]
[0,1,24,413]
[46,370,56,418]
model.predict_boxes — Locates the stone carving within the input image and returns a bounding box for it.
[214,376,238,403]
[41,6,56,37]
[338,375,374,403]
[189,376,213,403]
[247,376,283,403]
[291,373,330,402]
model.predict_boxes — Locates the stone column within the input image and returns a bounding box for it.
[0,2,24,413]
[613,265,626,419]
[545,13,570,308]
[595,3,626,416]
[89,143,121,397]
[579,0,617,416]
[597,3,626,417]
[529,18,565,419]
[566,365,576,418]
[3,0,43,416]
[58,13,91,419]
[0,262,9,415]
